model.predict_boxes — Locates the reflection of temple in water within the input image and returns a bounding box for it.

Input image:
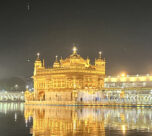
[0,102,24,113]
[24,106,152,136]
[24,106,105,136]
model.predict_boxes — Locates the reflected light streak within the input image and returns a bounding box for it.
[121,125,126,134]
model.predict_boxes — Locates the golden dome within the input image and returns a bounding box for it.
[60,46,88,68]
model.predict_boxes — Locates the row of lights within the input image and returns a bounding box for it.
[108,73,151,78]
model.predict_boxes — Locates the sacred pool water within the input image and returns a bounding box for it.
[0,102,152,136]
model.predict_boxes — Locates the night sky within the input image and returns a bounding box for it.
[0,0,152,80]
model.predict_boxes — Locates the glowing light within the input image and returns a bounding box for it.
[55,55,58,61]
[121,125,126,134]
[73,46,77,54]
[15,84,18,88]
[26,85,29,89]
[14,113,17,122]
[111,78,117,82]
[139,76,146,81]
[120,72,126,77]
[99,51,102,58]
[130,77,136,81]
[120,77,126,82]
[150,76,152,81]
[37,52,40,59]
[143,82,146,86]
[104,78,108,82]
[99,51,102,55]
[74,84,76,89]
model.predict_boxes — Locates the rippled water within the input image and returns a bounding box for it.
[1,103,152,136]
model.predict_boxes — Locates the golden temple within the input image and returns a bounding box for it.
[25,47,105,102]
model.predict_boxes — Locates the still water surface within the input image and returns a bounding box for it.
[0,103,152,136]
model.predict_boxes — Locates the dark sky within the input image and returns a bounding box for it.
[0,0,152,80]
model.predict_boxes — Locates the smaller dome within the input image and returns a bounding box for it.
[53,62,60,68]
[53,56,60,68]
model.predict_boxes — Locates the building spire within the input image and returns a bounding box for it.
[53,55,60,68]
[99,51,102,59]
[36,52,40,60]
[73,46,77,54]
[55,55,58,62]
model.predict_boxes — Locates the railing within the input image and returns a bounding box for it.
[25,97,152,106]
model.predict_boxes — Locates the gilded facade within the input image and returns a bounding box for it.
[26,47,105,102]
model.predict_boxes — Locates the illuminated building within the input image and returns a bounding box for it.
[104,74,152,88]
[25,47,105,102]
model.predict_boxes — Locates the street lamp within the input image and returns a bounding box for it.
[14,84,19,91]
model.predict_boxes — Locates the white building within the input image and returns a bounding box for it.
[104,74,152,88]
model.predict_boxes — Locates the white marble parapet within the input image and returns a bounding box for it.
[25,100,152,107]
